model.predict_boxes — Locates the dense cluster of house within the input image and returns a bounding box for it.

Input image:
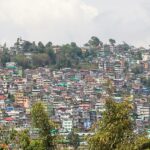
[0,43,150,139]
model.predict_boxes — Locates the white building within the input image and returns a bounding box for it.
[62,119,73,133]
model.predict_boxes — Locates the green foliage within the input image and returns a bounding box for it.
[67,130,80,150]
[28,140,45,150]
[88,36,101,47]
[132,65,144,74]
[135,51,142,60]
[22,40,47,53]
[14,55,31,69]
[31,102,56,149]
[37,42,45,53]
[88,99,150,150]
[115,134,150,150]
[21,40,38,52]
[45,42,56,64]
[55,43,82,68]
[117,42,130,52]
[0,50,10,66]
[32,53,50,67]
[22,41,33,52]
[122,42,130,51]
[17,130,45,150]
[8,93,15,102]
[18,130,30,150]
[9,129,18,142]
[109,39,116,46]
[45,42,52,48]
[0,37,134,70]
[141,77,150,88]
[0,37,100,69]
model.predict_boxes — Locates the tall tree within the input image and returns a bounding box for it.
[88,36,101,47]
[45,42,52,49]
[14,55,31,69]
[31,102,56,150]
[22,41,32,52]
[56,43,81,68]
[37,42,45,53]
[109,39,116,46]
[32,53,49,67]
[45,42,56,64]
[0,52,10,66]
[14,37,21,51]
[88,99,150,150]
[122,42,130,51]
[18,130,30,150]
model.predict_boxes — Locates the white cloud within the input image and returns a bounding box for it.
[80,3,99,20]
[0,0,150,47]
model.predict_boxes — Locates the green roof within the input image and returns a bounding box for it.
[70,77,79,81]
[57,83,67,87]
[6,66,16,69]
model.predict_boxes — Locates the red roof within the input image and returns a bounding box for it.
[4,117,14,121]
[0,95,6,100]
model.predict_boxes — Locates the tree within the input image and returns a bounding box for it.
[22,41,32,52]
[47,49,56,64]
[136,51,142,60]
[17,130,44,150]
[88,99,150,150]
[32,53,50,67]
[28,140,45,150]
[45,42,52,49]
[67,129,80,150]
[14,37,21,51]
[14,55,31,69]
[56,43,82,68]
[132,65,144,74]
[88,36,101,47]
[0,50,10,66]
[122,42,130,51]
[45,42,56,64]
[124,61,129,71]
[8,93,15,102]
[30,42,38,52]
[37,42,45,53]
[109,39,116,46]
[22,41,38,52]
[31,102,56,150]
[141,77,150,88]
[18,130,30,150]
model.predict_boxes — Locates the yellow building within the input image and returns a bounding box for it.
[14,91,30,108]
[14,91,24,100]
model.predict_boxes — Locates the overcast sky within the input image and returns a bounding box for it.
[0,0,150,47]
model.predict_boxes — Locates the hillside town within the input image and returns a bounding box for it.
[0,38,150,149]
